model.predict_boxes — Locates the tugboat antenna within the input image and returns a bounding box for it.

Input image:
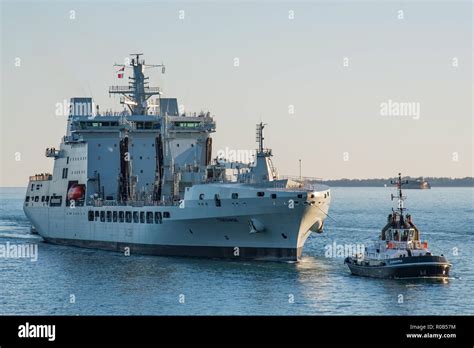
[391,172,408,214]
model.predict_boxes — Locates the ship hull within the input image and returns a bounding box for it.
[24,194,329,262]
[42,237,302,260]
[344,256,451,279]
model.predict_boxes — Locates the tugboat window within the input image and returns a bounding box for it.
[100,211,105,222]
[119,211,124,223]
[140,212,145,223]
[113,211,118,222]
[88,211,94,221]
[232,193,238,199]
[133,212,139,223]
[125,211,132,223]
[106,211,112,222]
[257,192,265,197]
[163,212,170,218]
[271,193,277,199]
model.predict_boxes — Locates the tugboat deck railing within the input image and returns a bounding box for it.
[382,240,428,250]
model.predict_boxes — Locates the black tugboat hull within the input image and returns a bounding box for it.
[344,255,451,279]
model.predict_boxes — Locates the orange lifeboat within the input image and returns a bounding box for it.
[68,184,85,201]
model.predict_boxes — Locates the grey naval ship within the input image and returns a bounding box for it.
[23,54,331,261]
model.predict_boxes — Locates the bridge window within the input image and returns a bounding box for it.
[113,211,118,222]
[146,212,153,224]
[199,194,204,200]
[257,192,265,197]
[133,212,139,223]
[45,196,49,202]
[95,211,99,221]
[34,196,39,202]
[140,212,145,223]
[25,196,30,202]
[41,196,45,202]
[106,211,112,222]
[155,212,162,224]
[119,211,125,223]
[231,193,238,199]
[125,211,132,223]
[163,212,170,218]
[88,210,94,221]
[100,211,105,222]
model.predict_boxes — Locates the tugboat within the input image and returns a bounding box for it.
[345,173,451,279]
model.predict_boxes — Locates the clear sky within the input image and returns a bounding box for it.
[1,0,472,186]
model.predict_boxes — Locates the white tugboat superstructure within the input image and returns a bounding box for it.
[23,54,331,261]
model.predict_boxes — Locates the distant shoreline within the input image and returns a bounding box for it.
[319,177,473,187]
[0,177,473,189]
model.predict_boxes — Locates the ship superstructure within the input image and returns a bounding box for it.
[24,54,331,261]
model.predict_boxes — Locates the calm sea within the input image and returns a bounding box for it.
[0,187,472,315]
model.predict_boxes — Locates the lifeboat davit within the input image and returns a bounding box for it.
[68,184,85,201]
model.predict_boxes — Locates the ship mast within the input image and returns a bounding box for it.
[256,122,266,153]
[391,172,408,215]
[109,53,165,115]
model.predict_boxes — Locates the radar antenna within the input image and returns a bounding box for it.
[109,54,165,115]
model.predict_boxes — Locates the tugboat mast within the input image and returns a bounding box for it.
[391,172,408,215]
[109,53,165,115]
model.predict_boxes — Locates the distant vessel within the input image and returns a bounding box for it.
[403,177,431,189]
[345,173,450,279]
[23,54,331,261]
